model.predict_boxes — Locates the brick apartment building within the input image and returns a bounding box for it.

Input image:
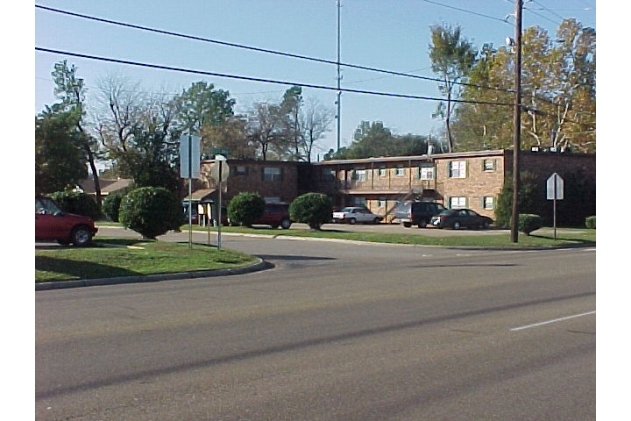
[191,149,595,221]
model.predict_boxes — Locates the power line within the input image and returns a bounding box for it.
[35,46,516,108]
[34,3,513,95]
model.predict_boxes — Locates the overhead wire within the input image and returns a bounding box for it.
[34,3,515,95]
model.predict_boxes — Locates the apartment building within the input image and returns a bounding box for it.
[193,149,596,221]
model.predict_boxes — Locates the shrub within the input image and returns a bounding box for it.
[227,192,266,227]
[48,191,102,220]
[585,215,596,229]
[290,192,333,230]
[118,187,182,239]
[518,214,543,236]
[495,172,544,228]
[102,193,125,222]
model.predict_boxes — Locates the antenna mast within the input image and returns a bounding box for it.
[336,0,342,152]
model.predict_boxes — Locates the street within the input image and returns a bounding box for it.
[36,232,596,420]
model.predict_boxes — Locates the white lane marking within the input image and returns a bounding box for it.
[510,311,596,331]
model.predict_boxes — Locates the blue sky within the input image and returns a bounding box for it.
[34,1,596,160]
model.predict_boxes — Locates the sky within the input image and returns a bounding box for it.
[34,0,597,162]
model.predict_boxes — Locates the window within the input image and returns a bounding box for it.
[263,167,282,182]
[483,159,496,171]
[378,198,386,207]
[395,166,405,176]
[355,169,368,181]
[354,197,367,207]
[419,166,435,180]
[378,167,387,177]
[449,197,467,209]
[449,161,467,178]
[483,196,495,209]
[236,165,248,175]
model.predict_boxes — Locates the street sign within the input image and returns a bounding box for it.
[546,173,564,200]
[210,155,230,182]
[179,134,201,178]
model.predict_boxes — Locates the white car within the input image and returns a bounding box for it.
[332,207,383,224]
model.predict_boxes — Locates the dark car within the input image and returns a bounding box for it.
[35,196,98,246]
[252,203,292,229]
[392,201,446,228]
[430,208,493,230]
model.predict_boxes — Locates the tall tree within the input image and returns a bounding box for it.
[176,81,235,137]
[429,24,477,153]
[35,112,88,194]
[453,19,595,153]
[279,86,304,160]
[246,101,284,161]
[49,61,104,204]
[201,114,257,159]
[300,97,334,162]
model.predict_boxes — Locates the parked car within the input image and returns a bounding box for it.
[35,196,98,246]
[251,203,292,229]
[392,201,446,228]
[332,207,383,224]
[430,208,493,230]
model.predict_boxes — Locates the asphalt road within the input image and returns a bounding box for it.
[36,230,596,420]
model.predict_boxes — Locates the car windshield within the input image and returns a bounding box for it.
[36,197,62,215]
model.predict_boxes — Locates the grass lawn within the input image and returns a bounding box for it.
[35,238,259,282]
[35,225,595,283]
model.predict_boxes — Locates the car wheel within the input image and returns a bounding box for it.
[452,221,461,230]
[418,219,427,228]
[71,226,93,247]
[348,218,356,225]
[373,217,380,224]
[280,218,292,229]
[481,221,490,229]
[403,222,412,228]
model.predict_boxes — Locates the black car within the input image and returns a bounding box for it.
[392,201,446,228]
[430,208,493,230]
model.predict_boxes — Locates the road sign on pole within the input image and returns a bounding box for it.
[179,134,201,179]
[547,173,564,240]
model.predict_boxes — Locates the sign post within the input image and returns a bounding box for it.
[211,155,229,250]
[180,134,201,249]
[546,172,564,240]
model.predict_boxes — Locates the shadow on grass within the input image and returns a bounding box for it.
[527,234,596,246]
[35,256,141,281]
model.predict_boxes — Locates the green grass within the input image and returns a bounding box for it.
[186,224,596,248]
[35,238,259,282]
[36,224,595,283]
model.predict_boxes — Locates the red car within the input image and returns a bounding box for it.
[35,196,98,246]
[252,203,292,229]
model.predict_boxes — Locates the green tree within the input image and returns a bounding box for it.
[35,112,88,194]
[326,121,429,160]
[495,172,544,228]
[289,192,332,230]
[453,19,596,153]
[227,192,266,227]
[119,187,182,239]
[50,61,104,204]
[429,24,477,152]
[176,81,235,137]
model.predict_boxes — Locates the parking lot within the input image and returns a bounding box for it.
[293,221,510,236]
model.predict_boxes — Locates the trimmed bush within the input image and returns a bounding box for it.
[102,193,125,222]
[48,191,102,220]
[227,192,266,227]
[518,214,543,236]
[118,187,182,239]
[585,215,596,229]
[290,192,333,230]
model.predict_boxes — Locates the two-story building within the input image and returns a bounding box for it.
[191,149,596,221]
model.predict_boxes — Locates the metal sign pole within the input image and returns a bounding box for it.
[553,174,557,240]
[188,133,193,249]
[217,160,223,250]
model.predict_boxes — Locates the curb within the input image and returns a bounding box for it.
[35,258,272,291]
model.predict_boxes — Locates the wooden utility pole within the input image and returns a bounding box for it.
[510,0,523,243]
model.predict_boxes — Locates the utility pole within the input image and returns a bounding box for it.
[336,0,342,152]
[510,0,523,243]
